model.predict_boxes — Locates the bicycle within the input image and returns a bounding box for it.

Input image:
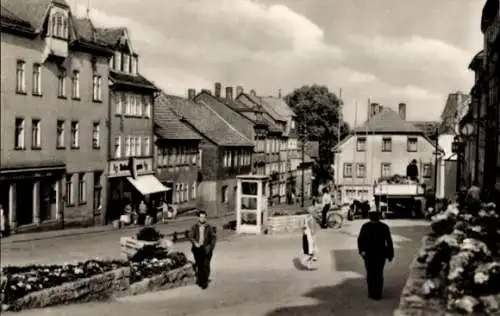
[309,205,344,229]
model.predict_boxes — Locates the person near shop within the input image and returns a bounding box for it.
[406,159,419,182]
[138,200,148,225]
[357,209,394,300]
[189,210,216,289]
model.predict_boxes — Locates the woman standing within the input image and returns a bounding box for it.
[301,210,318,270]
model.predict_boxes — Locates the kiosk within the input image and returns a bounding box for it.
[236,174,269,234]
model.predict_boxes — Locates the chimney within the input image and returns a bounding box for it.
[369,102,379,118]
[226,87,233,100]
[214,82,221,98]
[188,89,196,100]
[250,89,256,96]
[236,85,243,96]
[398,102,406,120]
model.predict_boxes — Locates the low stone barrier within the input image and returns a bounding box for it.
[393,236,447,316]
[267,214,309,234]
[2,264,195,312]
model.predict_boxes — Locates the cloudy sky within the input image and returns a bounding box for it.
[73,0,484,125]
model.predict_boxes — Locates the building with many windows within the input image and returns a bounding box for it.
[0,0,112,232]
[95,26,163,223]
[156,92,253,218]
[154,102,202,213]
[333,103,441,203]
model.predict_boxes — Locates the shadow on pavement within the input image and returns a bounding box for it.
[265,225,428,316]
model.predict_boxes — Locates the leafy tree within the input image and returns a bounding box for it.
[285,85,350,169]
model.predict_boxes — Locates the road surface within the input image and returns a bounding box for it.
[3,219,429,316]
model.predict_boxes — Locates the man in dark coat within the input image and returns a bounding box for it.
[406,159,419,182]
[357,210,394,300]
[189,210,216,289]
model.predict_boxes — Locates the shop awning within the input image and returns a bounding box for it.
[126,175,170,195]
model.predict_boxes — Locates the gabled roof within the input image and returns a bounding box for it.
[238,93,286,122]
[1,0,68,33]
[157,93,253,147]
[353,107,423,134]
[194,92,256,140]
[154,105,202,141]
[261,96,296,118]
[409,121,440,139]
[95,27,126,46]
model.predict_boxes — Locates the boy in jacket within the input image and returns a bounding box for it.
[189,210,216,289]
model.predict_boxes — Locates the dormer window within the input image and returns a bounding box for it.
[114,51,121,70]
[50,12,68,39]
[130,55,137,75]
[122,53,130,73]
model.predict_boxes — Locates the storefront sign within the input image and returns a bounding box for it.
[108,158,153,178]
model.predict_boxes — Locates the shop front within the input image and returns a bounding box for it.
[106,157,169,223]
[0,164,65,233]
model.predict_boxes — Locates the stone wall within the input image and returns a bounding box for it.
[267,214,309,234]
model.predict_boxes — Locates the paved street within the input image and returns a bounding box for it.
[3,219,429,316]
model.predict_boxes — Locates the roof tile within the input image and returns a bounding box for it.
[1,0,67,32]
[154,106,202,141]
[110,71,157,90]
[354,107,423,134]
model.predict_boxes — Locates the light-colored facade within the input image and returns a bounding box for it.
[0,0,112,232]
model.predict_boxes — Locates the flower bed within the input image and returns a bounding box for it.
[395,199,500,316]
[1,227,196,312]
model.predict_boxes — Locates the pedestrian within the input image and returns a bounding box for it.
[138,200,148,225]
[357,209,394,300]
[406,159,419,182]
[301,210,318,270]
[189,210,216,289]
[320,187,332,229]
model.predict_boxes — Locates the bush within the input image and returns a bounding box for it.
[136,227,163,242]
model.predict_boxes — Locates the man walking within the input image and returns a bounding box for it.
[320,187,332,228]
[357,209,394,300]
[189,210,216,289]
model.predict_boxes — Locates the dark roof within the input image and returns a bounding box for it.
[1,0,68,32]
[354,107,423,134]
[95,27,126,47]
[469,50,485,70]
[409,121,440,138]
[239,93,285,122]
[109,71,157,90]
[194,92,256,140]
[73,18,95,42]
[157,93,253,147]
[154,106,202,141]
[261,96,295,117]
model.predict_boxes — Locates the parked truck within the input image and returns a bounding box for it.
[373,175,426,218]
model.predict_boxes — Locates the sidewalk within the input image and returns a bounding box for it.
[1,214,233,245]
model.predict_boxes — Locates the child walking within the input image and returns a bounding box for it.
[301,212,318,270]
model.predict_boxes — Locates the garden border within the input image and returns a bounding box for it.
[267,214,310,234]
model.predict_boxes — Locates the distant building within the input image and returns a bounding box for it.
[156,92,254,218]
[333,102,442,203]
[0,0,113,232]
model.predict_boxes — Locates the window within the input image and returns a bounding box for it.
[114,136,122,158]
[114,51,121,70]
[221,185,228,203]
[125,136,131,157]
[130,136,136,156]
[198,149,202,168]
[356,137,366,152]
[65,174,75,206]
[109,55,114,69]
[423,163,432,178]
[31,119,41,149]
[122,53,130,73]
[175,184,181,203]
[32,63,42,95]
[131,55,137,74]
[52,13,68,38]
[184,183,189,202]
[407,137,418,152]
[70,121,79,148]
[381,163,392,178]
[123,94,130,115]
[136,95,142,116]
[356,163,366,178]
[135,136,141,156]
[382,137,392,152]
[56,120,65,148]
[143,96,151,117]
[343,163,353,178]
[15,118,25,149]
[92,75,102,101]
[16,60,26,93]
[192,182,197,199]
[92,122,100,149]
[115,92,122,114]
[228,150,233,167]
[143,136,150,156]
[78,173,86,204]
[72,70,80,99]
[57,68,66,97]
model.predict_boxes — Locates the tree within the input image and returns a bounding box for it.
[285,84,350,167]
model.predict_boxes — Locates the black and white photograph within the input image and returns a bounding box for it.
[0,0,499,315]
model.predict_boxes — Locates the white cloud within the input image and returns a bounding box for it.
[389,85,442,101]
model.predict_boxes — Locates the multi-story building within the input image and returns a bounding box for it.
[156,92,253,218]
[95,26,163,222]
[333,103,441,203]
[461,0,499,200]
[154,101,202,213]
[0,0,112,232]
